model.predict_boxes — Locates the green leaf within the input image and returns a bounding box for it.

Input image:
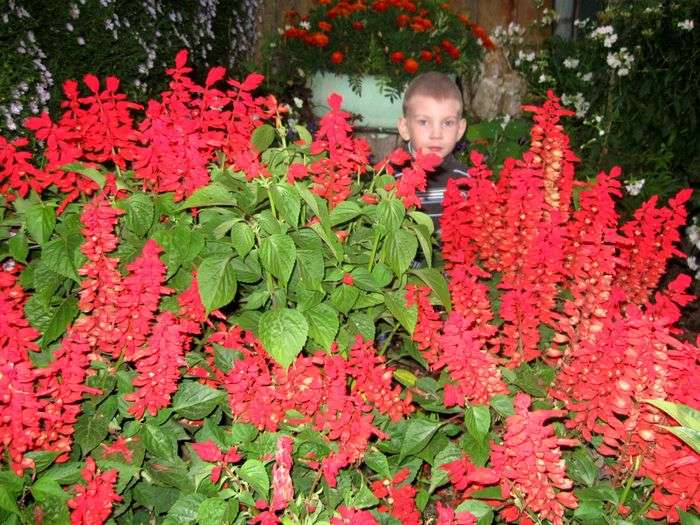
[330,284,360,315]
[231,222,255,258]
[74,396,117,455]
[141,423,178,461]
[294,124,313,145]
[385,290,417,333]
[680,510,700,525]
[329,200,361,226]
[61,162,106,188]
[178,183,237,209]
[644,399,700,430]
[573,501,606,524]
[429,442,462,493]
[346,482,379,509]
[8,233,29,262]
[121,193,154,237]
[399,419,441,461]
[490,394,514,417]
[296,249,325,291]
[663,426,700,454]
[25,203,56,244]
[197,253,237,313]
[383,229,417,277]
[0,486,19,515]
[239,459,269,499]
[567,448,598,487]
[411,268,452,312]
[40,297,78,347]
[41,237,80,282]
[172,381,225,419]
[198,497,229,525]
[260,233,297,286]
[461,432,490,467]
[465,405,490,440]
[346,312,375,341]
[31,477,70,503]
[251,124,276,153]
[363,450,391,478]
[377,198,405,232]
[271,183,301,227]
[24,451,62,473]
[258,308,309,368]
[349,267,380,292]
[163,493,206,525]
[304,303,340,350]
[454,500,494,525]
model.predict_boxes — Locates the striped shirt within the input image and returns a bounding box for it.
[397,153,469,226]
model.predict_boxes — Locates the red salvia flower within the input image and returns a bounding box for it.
[191,439,242,483]
[438,312,508,406]
[370,468,420,525]
[67,457,121,525]
[124,311,187,418]
[331,506,379,525]
[489,393,579,525]
[270,435,295,511]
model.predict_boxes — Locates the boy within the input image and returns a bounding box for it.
[396,72,469,224]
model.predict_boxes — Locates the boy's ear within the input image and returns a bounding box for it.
[458,118,467,139]
[397,117,411,141]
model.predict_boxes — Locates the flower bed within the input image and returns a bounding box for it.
[0,53,698,524]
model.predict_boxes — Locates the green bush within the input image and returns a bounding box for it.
[0,0,260,136]
[504,0,700,213]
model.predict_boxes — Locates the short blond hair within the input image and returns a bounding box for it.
[402,72,463,115]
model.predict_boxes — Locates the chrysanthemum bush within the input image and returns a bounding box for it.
[0,52,698,525]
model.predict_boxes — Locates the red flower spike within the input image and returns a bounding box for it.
[489,393,578,525]
[67,457,121,525]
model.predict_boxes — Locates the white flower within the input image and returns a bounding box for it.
[538,73,553,84]
[617,67,629,77]
[678,19,694,30]
[77,36,85,45]
[9,101,23,115]
[624,179,645,196]
[563,57,579,69]
[66,22,74,32]
[603,34,617,47]
[500,114,511,130]
[293,97,304,109]
[687,218,700,248]
[27,31,36,43]
[688,255,699,272]
[606,53,621,69]
[580,72,593,82]
[299,20,311,30]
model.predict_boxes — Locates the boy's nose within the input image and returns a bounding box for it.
[430,125,442,138]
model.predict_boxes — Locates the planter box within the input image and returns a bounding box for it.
[308,72,405,131]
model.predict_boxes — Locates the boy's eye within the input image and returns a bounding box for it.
[417,119,428,126]
[443,120,456,127]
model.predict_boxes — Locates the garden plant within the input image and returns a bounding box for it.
[263,0,491,100]
[0,51,699,525]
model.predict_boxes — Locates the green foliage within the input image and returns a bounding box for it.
[0,0,259,136]
[508,0,700,211]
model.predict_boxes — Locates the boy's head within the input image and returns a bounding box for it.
[397,72,466,159]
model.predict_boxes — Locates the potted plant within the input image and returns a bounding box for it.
[264,0,493,128]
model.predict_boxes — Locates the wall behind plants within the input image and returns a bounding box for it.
[0,0,261,136]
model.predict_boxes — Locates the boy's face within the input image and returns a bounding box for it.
[397,95,466,159]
